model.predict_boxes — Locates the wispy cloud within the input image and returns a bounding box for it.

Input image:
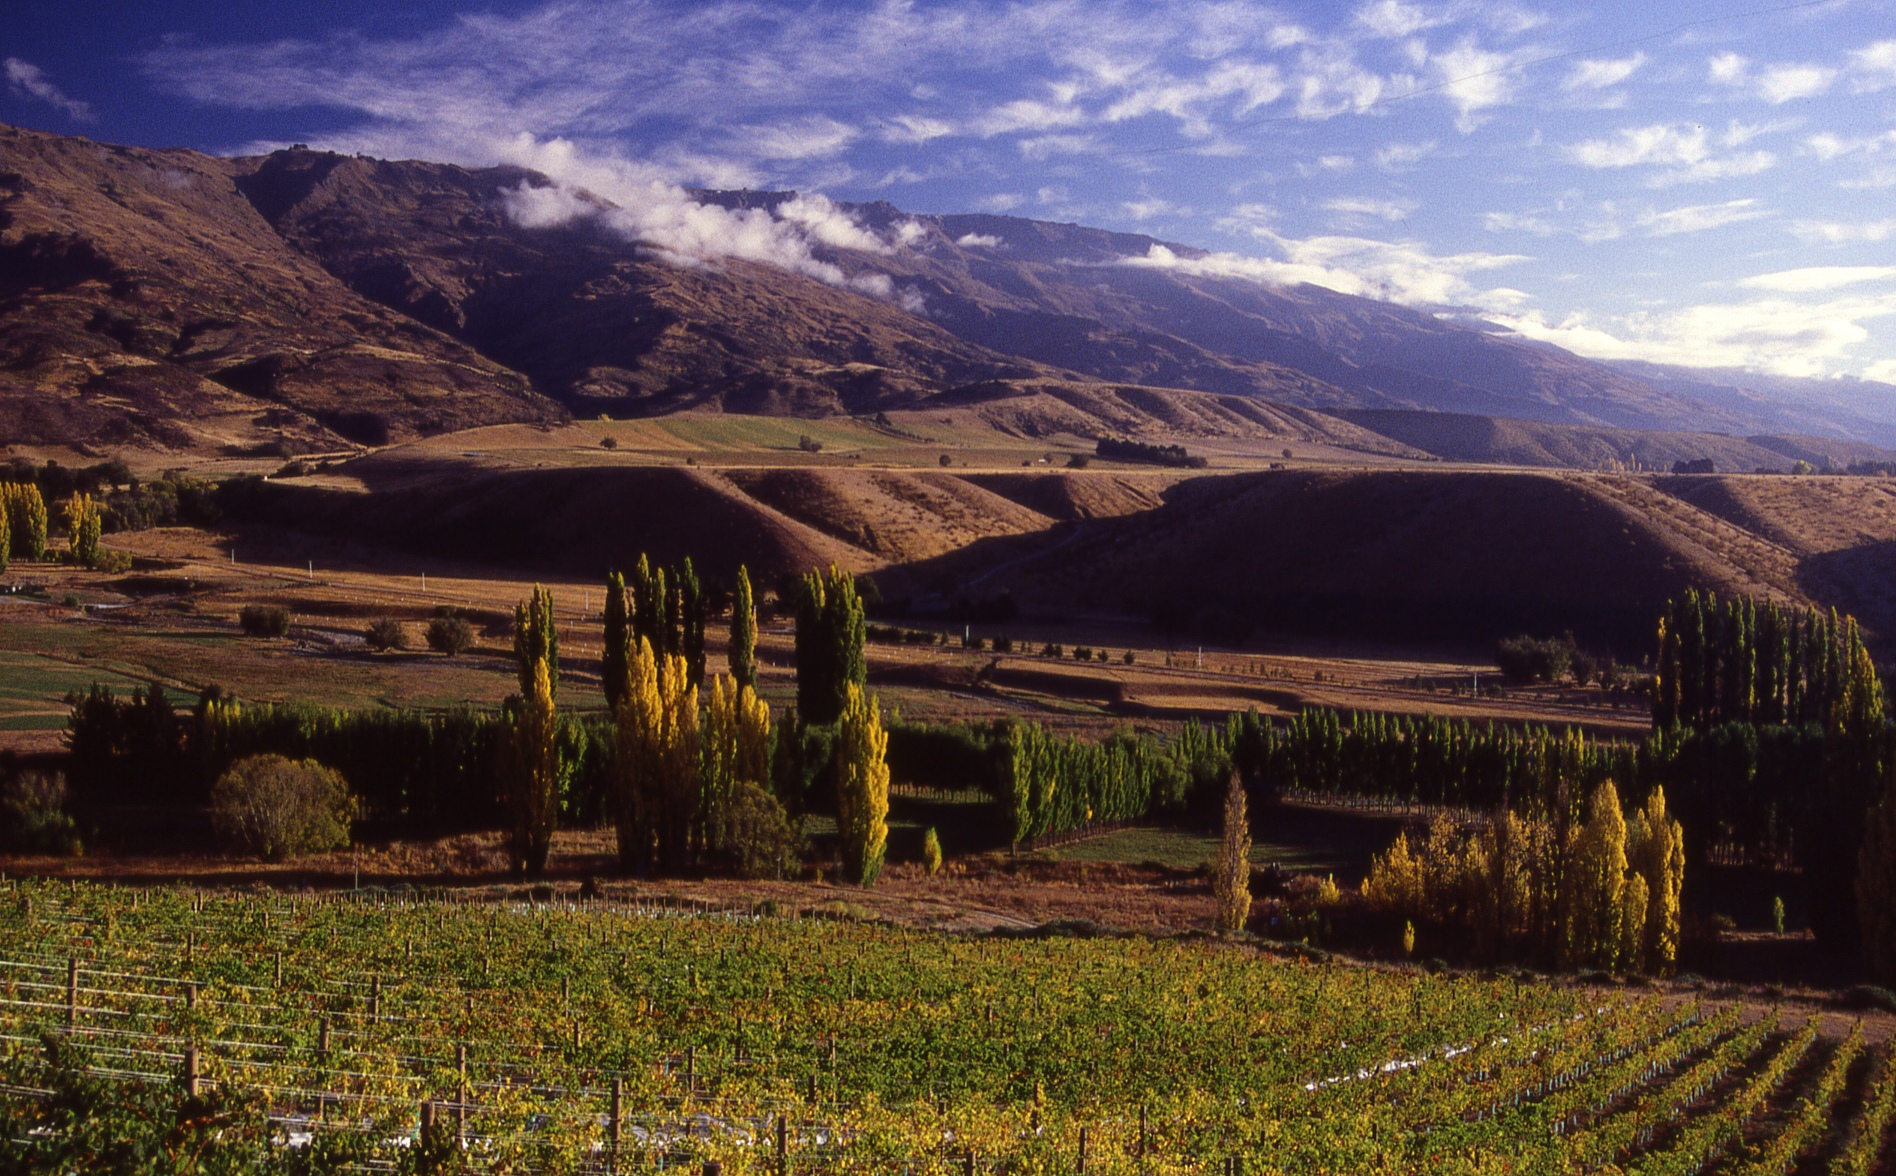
[1563,53,1643,91]
[1791,217,1896,243]
[1738,266,1896,293]
[4,58,93,121]
[1565,122,1776,184]
[1636,198,1767,236]
[1119,236,1531,311]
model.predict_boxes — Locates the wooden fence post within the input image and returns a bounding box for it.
[184,1047,201,1098]
[777,1111,788,1175]
[274,951,282,988]
[1078,1126,1088,1175]
[66,957,77,1028]
[457,1043,469,1148]
[609,1076,623,1172]
[1139,1104,1148,1157]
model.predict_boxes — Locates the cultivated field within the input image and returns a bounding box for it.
[6,880,1893,1174]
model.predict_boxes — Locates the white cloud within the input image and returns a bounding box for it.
[1495,291,1896,377]
[1354,0,1443,39]
[743,116,857,160]
[973,95,1084,136]
[1564,53,1644,91]
[1374,139,1435,169]
[1636,198,1767,236]
[1791,218,1896,243]
[1708,52,1748,85]
[1738,266,1896,293]
[1122,197,1175,220]
[490,135,902,301]
[955,232,1002,247]
[1565,122,1777,184]
[1853,39,1896,89]
[1118,236,1531,311]
[1756,63,1837,103]
[1323,196,1414,223]
[1430,39,1520,130]
[3,58,93,121]
[1807,130,1896,160]
[880,115,954,144]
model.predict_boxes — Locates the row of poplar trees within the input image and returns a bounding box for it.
[1365,780,1686,973]
[1654,591,1879,729]
[0,483,49,571]
[502,559,889,886]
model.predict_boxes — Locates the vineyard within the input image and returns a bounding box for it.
[1,880,1891,1174]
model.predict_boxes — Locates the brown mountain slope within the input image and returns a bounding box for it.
[0,125,560,452]
[232,150,1057,417]
[1334,410,1894,471]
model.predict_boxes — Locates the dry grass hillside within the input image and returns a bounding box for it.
[1653,474,1896,639]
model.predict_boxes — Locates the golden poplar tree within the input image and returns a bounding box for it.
[612,636,665,872]
[63,492,101,567]
[657,650,700,872]
[1213,769,1252,932]
[1561,780,1627,971]
[834,682,889,886]
[1627,785,1685,975]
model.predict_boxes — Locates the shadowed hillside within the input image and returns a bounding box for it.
[0,125,561,452]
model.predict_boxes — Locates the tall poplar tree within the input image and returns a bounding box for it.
[834,682,888,886]
[795,564,866,726]
[729,565,758,692]
[602,572,630,712]
[1213,769,1252,932]
[513,585,558,697]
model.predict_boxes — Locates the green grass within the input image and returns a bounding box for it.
[657,416,911,453]
[1055,806,1409,881]
[0,649,148,720]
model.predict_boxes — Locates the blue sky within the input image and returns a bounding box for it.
[6,0,1896,382]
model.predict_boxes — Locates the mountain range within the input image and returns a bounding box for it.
[1,121,1889,458]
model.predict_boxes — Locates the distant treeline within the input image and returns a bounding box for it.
[1095,437,1207,468]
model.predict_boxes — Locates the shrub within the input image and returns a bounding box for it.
[238,604,290,637]
[1122,650,1135,665]
[994,636,1014,653]
[364,618,409,652]
[1494,634,1574,684]
[939,453,953,467]
[797,434,824,453]
[1073,646,1092,661]
[425,615,475,656]
[1040,643,1063,658]
[600,437,618,450]
[0,771,82,856]
[1065,454,1090,469]
[209,754,355,860]
[923,826,943,875]
[727,779,800,880]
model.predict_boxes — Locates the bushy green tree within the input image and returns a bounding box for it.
[209,754,355,860]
